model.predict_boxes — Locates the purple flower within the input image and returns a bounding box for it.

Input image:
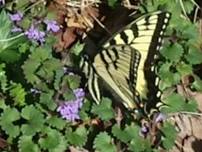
[0,0,5,5]
[155,113,166,123]
[44,20,60,33]
[9,12,23,22]
[57,88,85,122]
[25,25,45,43]
[11,26,22,32]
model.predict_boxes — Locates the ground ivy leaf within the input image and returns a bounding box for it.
[46,116,66,130]
[21,105,45,136]
[94,132,116,152]
[0,107,20,138]
[160,43,183,62]
[161,93,185,113]
[66,126,87,147]
[176,62,192,76]
[91,98,115,121]
[185,46,202,65]
[129,138,152,152]
[39,127,63,150]
[192,75,202,91]
[18,136,40,152]
[40,90,57,111]
[182,99,198,112]
[112,124,130,143]
[9,82,26,106]
[161,122,177,150]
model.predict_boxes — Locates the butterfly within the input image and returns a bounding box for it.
[80,11,171,110]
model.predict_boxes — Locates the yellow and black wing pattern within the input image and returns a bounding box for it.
[80,11,171,110]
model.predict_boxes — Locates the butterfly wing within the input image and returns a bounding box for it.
[81,11,171,109]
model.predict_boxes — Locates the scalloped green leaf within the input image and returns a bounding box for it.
[161,122,177,150]
[94,132,116,152]
[192,75,202,91]
[40,90,57,111]
[161,93,185,113]
[185,46,202,65]
[112,124,134,143]
[22,46,51,84]
[91,98,115,121]
[21,105,45,136]
[54,68,64,90]
[9,82,26,106]
[66,126,87,147]
[39,127,67,152]
[176,62,192,77]
[18,136,40,152]
[0,107,20,138]
[160,43,183,63]
[46,116,66,130]
[129,138,152,152]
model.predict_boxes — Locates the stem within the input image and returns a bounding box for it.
[0,33,25,42]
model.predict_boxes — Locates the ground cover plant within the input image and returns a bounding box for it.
[0,0,202,152]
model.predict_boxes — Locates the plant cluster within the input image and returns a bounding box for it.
[0,0,201,152]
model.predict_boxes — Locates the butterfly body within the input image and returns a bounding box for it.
[80,11,171,110]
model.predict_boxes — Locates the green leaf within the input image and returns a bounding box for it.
[182,99,198,112]
[54,68,64,90]
[91,98,115,121]
[66,126,88,147]
[39,127,67,152]
[9,82,26,106]
[0,63,7,92]
[158,62,180,90]
[22,46,51,84]
[71,41,85,56]
[94,132,116,152]
[160,43,183,62]
[161,122,177,150]
[176,62,192,76]
[161,93,185,113]
[192,75,202,91]
[129,138,152,152]
[18,136,40,152]
[40,90,57,111]
[46,116,66,130]
[0,107,20,138]
[112,124,131,143]
[66,74,81,90]
[79,99,91,121]
[21,105,45,136]
[185,46,202,65]
[107,0,118,7]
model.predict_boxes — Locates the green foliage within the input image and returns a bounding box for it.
[46,116,66,130]
[161,122,177,150]
[94,132,116,152]
[0,1,201,152]
[18,136,40,152]
[0,63,8,92]
[39,127,67,152]
[0,107,20,138]
[65,126,88,147]
[91,98,115,121]
[21,105,45,136]
[9,82,26,106]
